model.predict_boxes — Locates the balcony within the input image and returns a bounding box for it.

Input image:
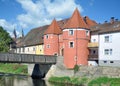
[88,55,98,61]
[88,42,98,48]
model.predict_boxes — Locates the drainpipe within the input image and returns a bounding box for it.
[76,28,78,65]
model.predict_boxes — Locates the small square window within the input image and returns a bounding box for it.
[104,61,107,63]
[33,47,36,51]
[69,30,74,35]
[93,50,96,54]
[105,36,109,42]
[93,39,96,42]
[86,30,89,36]
[46,35,49,39]
[104,49,109,55]
[110,61,114,63]
[47,45,50,48]
[69,42,74,48]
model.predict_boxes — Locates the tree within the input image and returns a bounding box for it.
[0,26,12,52]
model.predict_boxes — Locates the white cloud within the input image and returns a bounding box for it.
[16,0,83,28]
[0,19,20,37]
[0,0,84,37]
[89,0,94,6]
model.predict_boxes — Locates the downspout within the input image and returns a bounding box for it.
[76,28,78,65]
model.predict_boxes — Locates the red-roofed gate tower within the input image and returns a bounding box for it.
[63,8,90,68]
[44,19,62,55]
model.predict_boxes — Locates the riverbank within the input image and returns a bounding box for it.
[48,76,120,86]
[0,63,28,75]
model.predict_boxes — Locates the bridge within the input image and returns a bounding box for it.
[0,53,57,64]
[0,53,57,79]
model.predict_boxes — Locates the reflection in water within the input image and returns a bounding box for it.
[0,74,70,86]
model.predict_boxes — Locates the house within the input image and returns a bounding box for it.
[15,19,68,55]
[13,8,98,68]
[44,8,97,68]
[15,25,48,54]
[99,19,120,67]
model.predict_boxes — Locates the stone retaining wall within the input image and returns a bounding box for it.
[46,65,120,79]
[75,66,120,78]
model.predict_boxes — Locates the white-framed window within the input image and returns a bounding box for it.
[103,61,107,63]
[28,48,29,52]
[93,39,96,42]
[46,35,49,39]
[33,47,36,51]
[47,44,50,48]
[104,49,109,55]
[104,49,113,55]
[69,30,74,35]
[105,36,109,42]
[110,61,114,63]
[104,35,112,43]
[69,41,74,48]
[86,30,89,36]
[110,49,112,55]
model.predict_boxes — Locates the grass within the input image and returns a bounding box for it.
[0,63,28,75]
[48,76,88,85]
[49,76,120,86]
[88,77,120,86]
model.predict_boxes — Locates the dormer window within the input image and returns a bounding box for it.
[46,35,49,39]
[69,30,74,35]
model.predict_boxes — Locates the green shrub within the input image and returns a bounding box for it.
[73,65,79,73]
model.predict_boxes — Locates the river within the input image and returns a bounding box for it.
[0,74,66,86]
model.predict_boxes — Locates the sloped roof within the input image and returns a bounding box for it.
[84,16,97,27]
[90,21,120,35]
[63,8,89,29]
[44,19,62,35]
[16,19,68,47]
[99,21,120,34]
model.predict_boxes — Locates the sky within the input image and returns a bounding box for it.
[0,0,120,37]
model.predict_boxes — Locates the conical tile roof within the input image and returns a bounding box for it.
[44,19,62,35]
[84,16,97,27]
[63,8,88,29]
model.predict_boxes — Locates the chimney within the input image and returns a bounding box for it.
[110,17,115,24]
[104,21,108,23]
[115,19,118,22]
[84,16,87,23]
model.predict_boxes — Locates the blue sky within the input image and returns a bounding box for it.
[0,0,120,37]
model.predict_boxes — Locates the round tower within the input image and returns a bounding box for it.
[44,19,62,55]
[63,8,90,68]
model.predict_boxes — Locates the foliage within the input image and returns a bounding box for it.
[0,26,12,52]
[0,63,28,75]
[48,76,88,85]
[73,64,79,73]
[49,76,120,86]
[88,77,120,86]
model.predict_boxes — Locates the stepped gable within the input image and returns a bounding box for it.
[84,16,97,27]
[63,8,89,29]
[44,19,62,35]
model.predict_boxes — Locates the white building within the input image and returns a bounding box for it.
[99,21,120,67]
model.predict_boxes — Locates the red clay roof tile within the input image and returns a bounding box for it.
[44,19,62,35]
[63,8,89,29]
[84,16,97,27]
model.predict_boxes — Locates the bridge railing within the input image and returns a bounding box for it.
[0,53,57,64]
